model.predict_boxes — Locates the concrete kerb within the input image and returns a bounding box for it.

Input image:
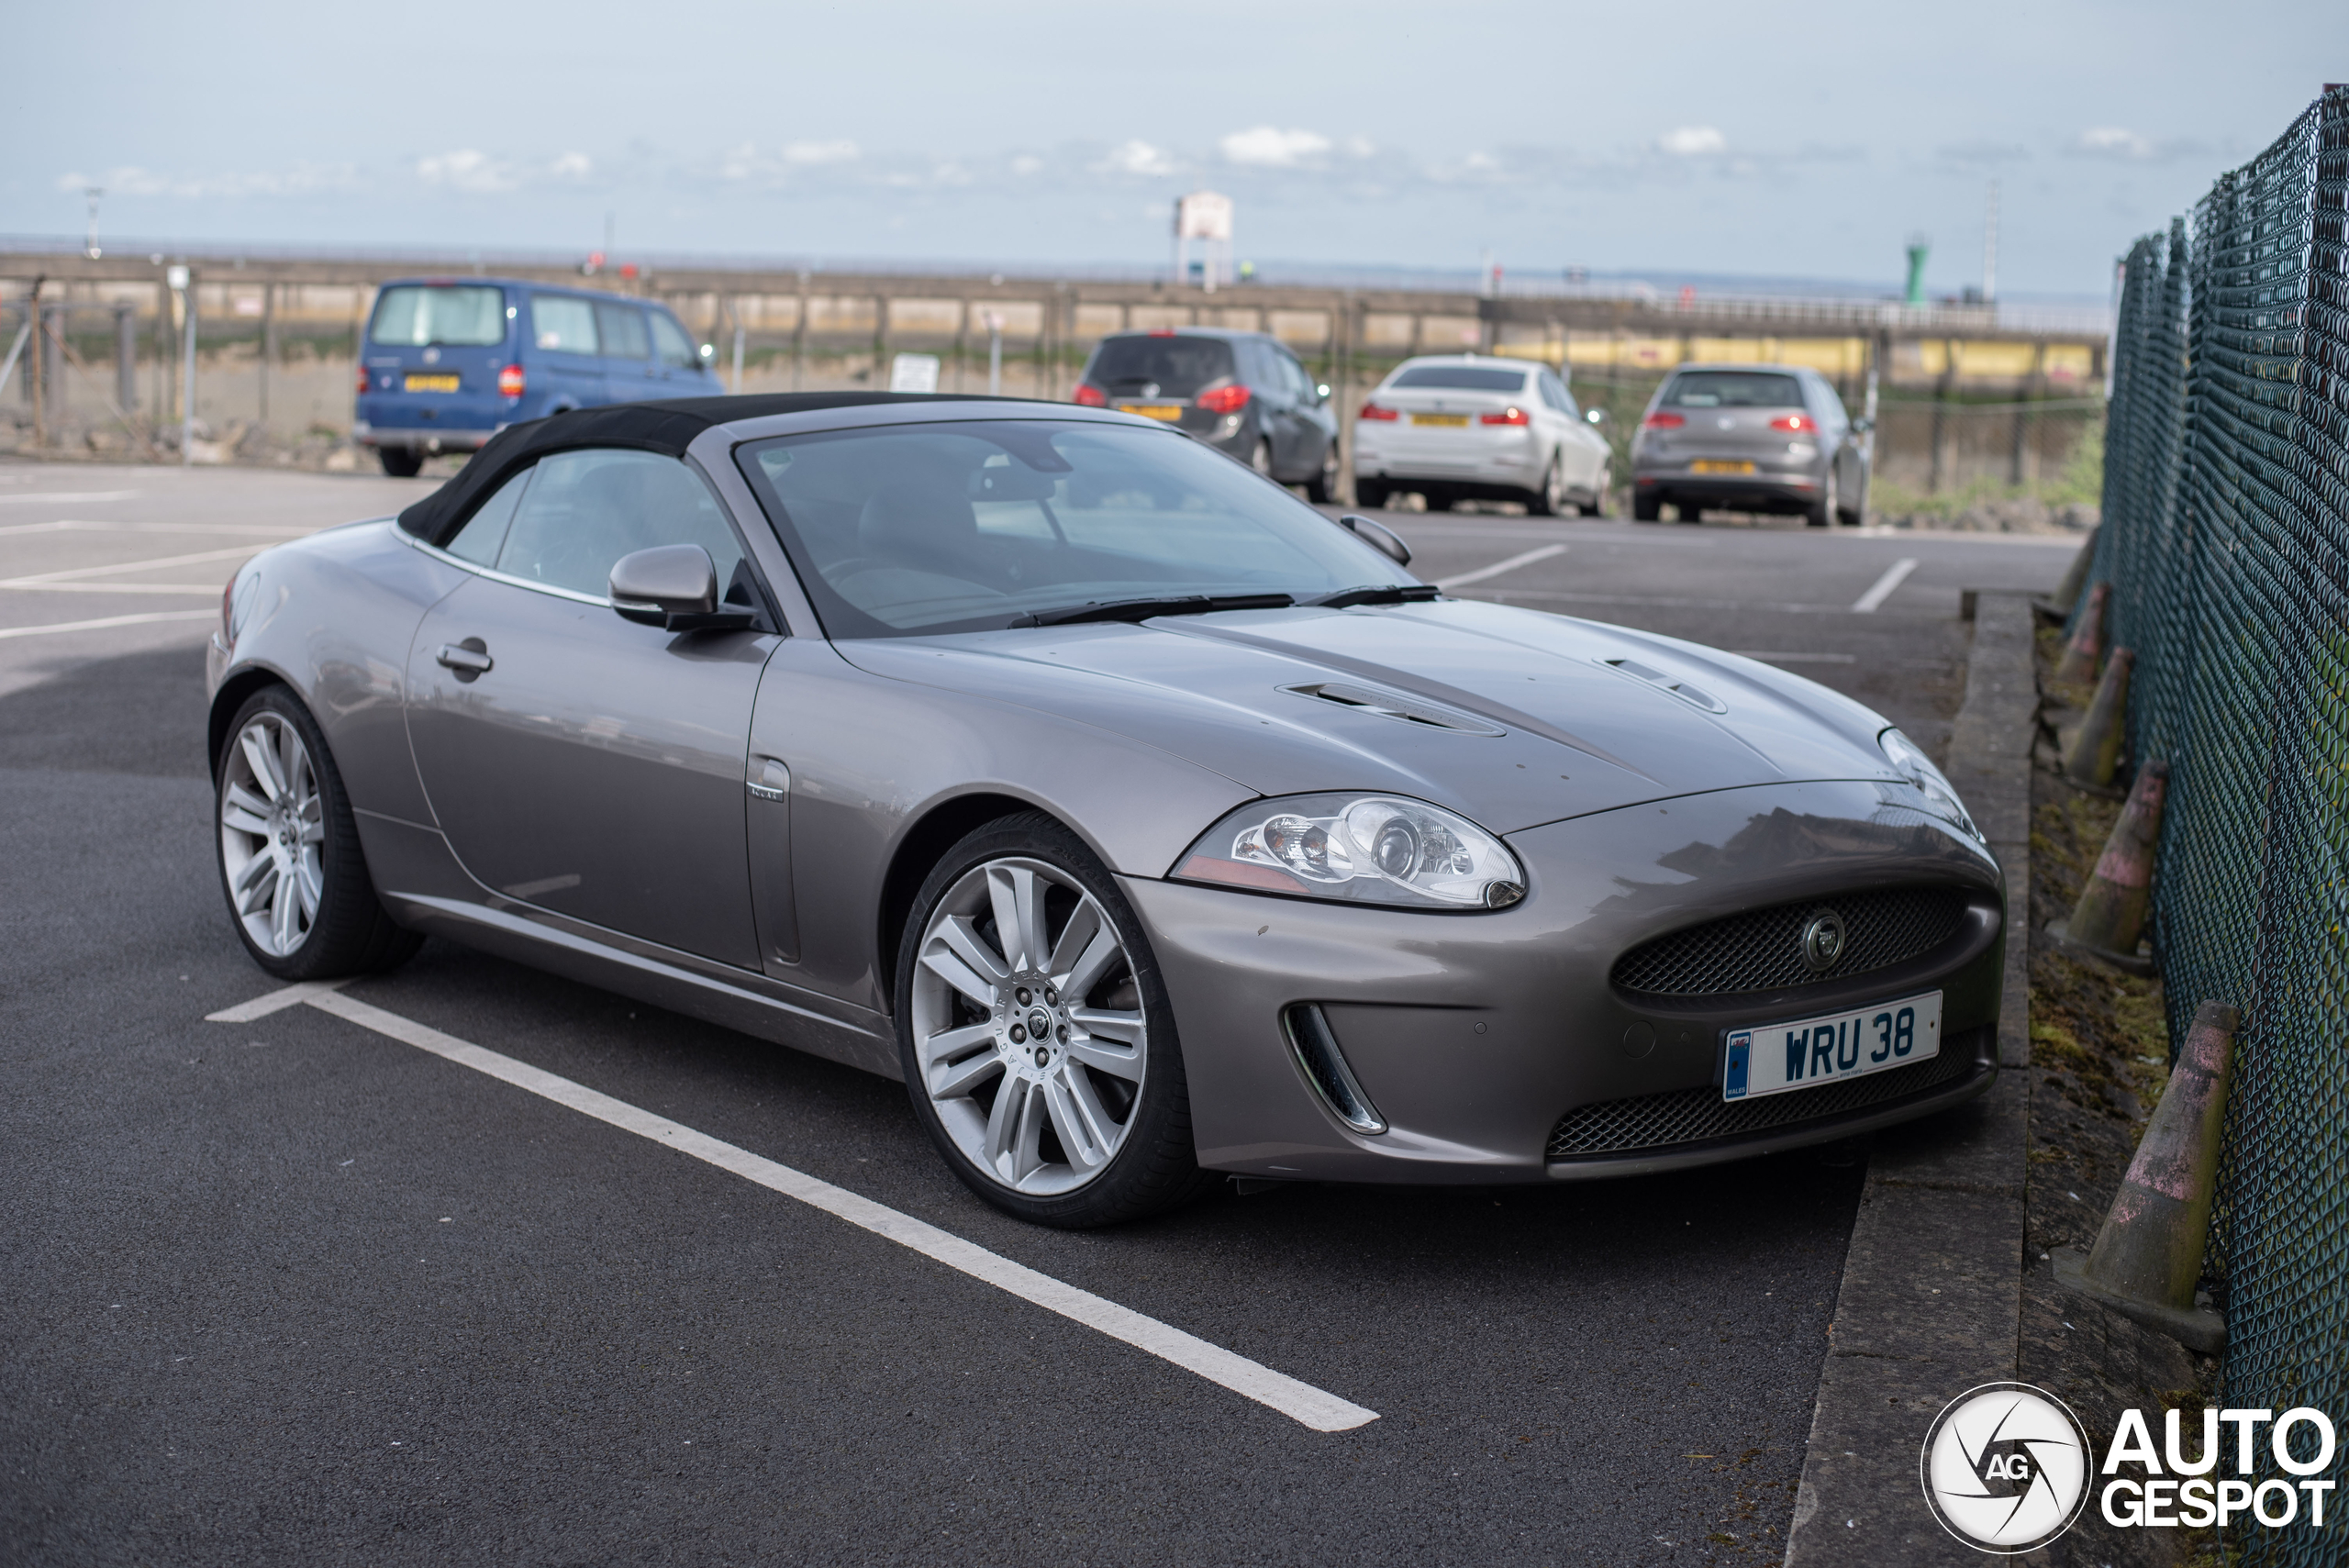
[1781,591,2036,1565]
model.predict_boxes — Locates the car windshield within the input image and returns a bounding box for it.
[1388,365,1530,393]
[370,285,507,348]
[740,420,1411,638]
[1085,337,1238,397]
[1661,372,1805,409]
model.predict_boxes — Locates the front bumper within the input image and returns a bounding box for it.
[1127,778,2002,1184]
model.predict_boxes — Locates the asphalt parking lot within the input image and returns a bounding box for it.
[0,462,2076,1565]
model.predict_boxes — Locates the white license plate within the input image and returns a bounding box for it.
[1721,991,1942,1101]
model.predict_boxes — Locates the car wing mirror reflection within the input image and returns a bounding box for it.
[1339,513,1412,567]
[609,544,755,632]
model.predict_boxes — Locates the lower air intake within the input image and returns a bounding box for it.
[1545,1040,1978,1160]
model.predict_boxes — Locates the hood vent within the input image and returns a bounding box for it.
[1282,681,1507,736]
[1599,657,1727,715]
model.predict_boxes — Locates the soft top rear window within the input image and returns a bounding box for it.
[1662,372,1805,409]
[1086,336,1237,398]
[1389,365,1530,393]
[370,285,507,348]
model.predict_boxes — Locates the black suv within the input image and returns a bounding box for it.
[1074,328,1340,499]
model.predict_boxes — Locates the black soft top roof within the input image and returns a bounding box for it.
[395,392,1027,546]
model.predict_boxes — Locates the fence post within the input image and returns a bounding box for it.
[1335,291,1357,506]
[28,289,46,448]
[115,302,136,417]
[259,283,274,434]
[1928,340,1956,493]
[792,272,807,392]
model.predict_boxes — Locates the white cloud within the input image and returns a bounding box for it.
[549,151,594,181]
[2076,126,2154,159]
[61,161,359,199]
[781,139,859,165]
[1219,127,1331,167]
[1658,125,1728,157]
[417,150,514,193]
[1009,154,1043,177]
[1097,139,1178,177]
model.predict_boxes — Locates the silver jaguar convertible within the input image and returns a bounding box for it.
[206,393,2003,1228]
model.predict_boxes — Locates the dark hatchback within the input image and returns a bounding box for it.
[354,278,721,476]
[1073,328,1340,498]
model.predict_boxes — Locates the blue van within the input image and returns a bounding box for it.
[353,278,721,475]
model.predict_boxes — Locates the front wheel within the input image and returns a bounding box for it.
[1305,438,1338,503]
[377,446,424,478]
[1579,461,1612,518]
[896,813,1214,1229]
[1528,453,1565,517]
[216,686,420,980]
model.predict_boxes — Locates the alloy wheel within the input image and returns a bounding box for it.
[910,857,1148,1195]
[218,713,326,956]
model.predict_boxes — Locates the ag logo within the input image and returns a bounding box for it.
[1920,1383,2094,1552]
[1799,910,1846,973]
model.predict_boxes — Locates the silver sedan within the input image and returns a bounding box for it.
[206,392,1998,1228]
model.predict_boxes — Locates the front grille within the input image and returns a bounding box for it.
[1545,1042,1978,1160]
[1610,885,1971,997]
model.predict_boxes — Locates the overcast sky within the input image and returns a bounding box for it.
[7,0,2338,297]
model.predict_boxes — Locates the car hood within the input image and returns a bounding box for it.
[836,598,1913,836]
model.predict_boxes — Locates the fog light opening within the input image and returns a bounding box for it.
[1282,1004,1387,1135]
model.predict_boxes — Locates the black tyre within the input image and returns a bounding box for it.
[1632,490,1662,522]
[377,447,425,478]
[216,685,421,980]
[1250,439,1275,479]
[1805,467,1838,528]
[1354,479,1390,509]
[1305,438,1338,503]
[1675,501,1705,523]
[1579,462,1613,518]
[895,812,1215,1229]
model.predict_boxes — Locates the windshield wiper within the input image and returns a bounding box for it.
[1008,593,1295,628]
[1307,584,1443,608]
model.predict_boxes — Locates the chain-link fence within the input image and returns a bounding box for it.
[2074,86,2346,1560]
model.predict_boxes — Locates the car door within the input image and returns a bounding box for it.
[404,447,782,969]
[525,292,607,409]
[1810,374,1866,517]
[648,308,708,395]
[1272,346,1326,480]
[595,300,660,404]
[1542,370,1604,490]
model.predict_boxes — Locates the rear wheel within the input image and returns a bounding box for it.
[1632,490,1662,522]
[377,447,424,478]
[216,686,420,980]
[1251,439,1275,478]
[1675,501,1705,524]
[1805,467,1838,528]
[1528,453,1565,517]
[896,813,1214,1229]
[1579,461,1612,518]
[1354,478,1389,509]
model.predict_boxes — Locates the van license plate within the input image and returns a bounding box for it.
[1412,413,1470,427]
[405,373,461,394]
[1720,991,1942,1101]
[1119,404,1183,421]
[1689,459,1755,474]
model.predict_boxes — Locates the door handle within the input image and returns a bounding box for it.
[746,756,790,801]
[436,639,493,680]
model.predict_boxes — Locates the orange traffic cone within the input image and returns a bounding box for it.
[2063,646,2134,787]
[2046,759,2165,975]
[2054,1001,2236,1354]
[2054,582,2110,684]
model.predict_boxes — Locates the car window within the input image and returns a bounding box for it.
[1088,336,1238,398]
[1389,365,1530,393]
[491,449,744,601]
[1538,371,1579,417]
[1277,350,1314,403]
[650,311,698,371]
[740,420,1410,638]
[442,467,534,566]
[1811,377,1850,425]
[530,295,598,354]
[371,285,507,348]
[595,303,651,361]
[1662,372,1804,409]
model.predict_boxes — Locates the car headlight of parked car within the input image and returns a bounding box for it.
[1879,728,1978,838]
[1176,793,1527,909]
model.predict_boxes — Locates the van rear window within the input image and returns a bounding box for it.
[371,286,506,348]
[1662,372,1805,409]
[1087,336,1237,398]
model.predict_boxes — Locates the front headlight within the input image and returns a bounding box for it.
[1879,728,1978,838]
[1174,793,1526,910]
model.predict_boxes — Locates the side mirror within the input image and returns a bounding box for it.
[1339,513,1411,567]
[1852,416,1875,434]
[609,544,754,631]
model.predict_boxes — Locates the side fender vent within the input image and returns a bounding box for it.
[1282,1004,1387,1134]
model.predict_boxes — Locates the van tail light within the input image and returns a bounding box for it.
[356,368,372,394]
[1072,382,1107,406]
[1358,401,1399,421]
[1197,384,1251,415]
[1480,406,1531,426]
[497,364,527,398]
[1642,411,1686,428]
[1769,412,1814,433]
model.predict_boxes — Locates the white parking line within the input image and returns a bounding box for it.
[1432,542,1568,590]
[0,544,262,586]
[0,608,219,640]
[0,582,224,595]
[0,490,139,506]
[1850,558,1920,614]
[210,984,1380,1434]
[0,519,313,539]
